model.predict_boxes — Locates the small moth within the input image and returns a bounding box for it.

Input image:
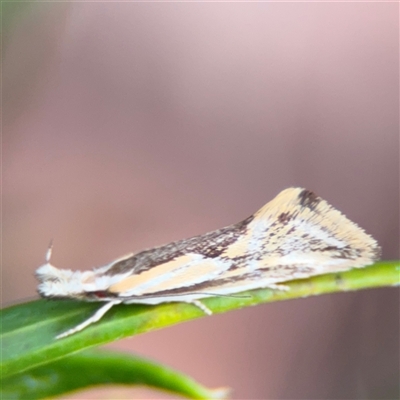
[36,188,380,339]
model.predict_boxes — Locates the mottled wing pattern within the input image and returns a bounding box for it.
[102,188,380,301]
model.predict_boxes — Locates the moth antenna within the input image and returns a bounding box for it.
[157,292,252,299]
[45,239,54,264]
[194,292,253,299]
[213,293,252,299]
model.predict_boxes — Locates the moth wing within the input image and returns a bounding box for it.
[105,187,380,299]
[108,253,233,297]
[216,188,380,284]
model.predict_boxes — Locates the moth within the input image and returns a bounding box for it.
[36,188,380,339]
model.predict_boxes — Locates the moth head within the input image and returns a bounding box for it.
[36,262,86,298]
[35,243,123,299]
[35,242,84,298]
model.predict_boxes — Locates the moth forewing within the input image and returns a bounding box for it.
[107,254,233,296]
[36,187,380,339]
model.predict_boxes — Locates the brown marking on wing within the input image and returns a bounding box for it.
[104,215,254,276]
[298,189,320,211]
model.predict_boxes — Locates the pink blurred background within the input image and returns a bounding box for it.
[3,2,399,399]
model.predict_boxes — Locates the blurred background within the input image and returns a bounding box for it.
[3,2,399,399]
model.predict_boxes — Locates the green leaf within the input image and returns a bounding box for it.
[1,349,228,400]
[1,261,399,380]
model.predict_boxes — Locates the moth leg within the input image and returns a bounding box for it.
[189,300,213,315]
[56,300,121,339]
